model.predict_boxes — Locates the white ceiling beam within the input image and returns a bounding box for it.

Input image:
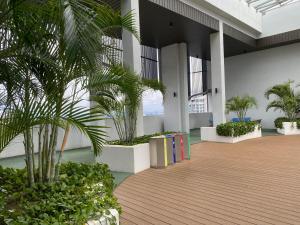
[246,0,300,13]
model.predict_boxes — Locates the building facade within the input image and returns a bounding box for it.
[119,0,300,131]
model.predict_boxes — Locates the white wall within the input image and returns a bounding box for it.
[225,43,300,128]
[182,0,262,36]
[161,43,190,133]
[261,1,300,38]
[104,116,164,141]
[143,116,164,134]
[122,0,144,136]
[210,22,226,125]
[0,127,91,159]
[1,112,222,158]
[189,113,212,129]
[0,113,215,158]
[0,116,165,159]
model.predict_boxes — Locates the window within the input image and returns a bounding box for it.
[189,57,208,113]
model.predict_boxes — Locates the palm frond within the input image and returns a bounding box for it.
[0,98,106,154]
[264,81,294,99]
[142,78,166,96]
[265,81,300,119]
[266,100,285,112]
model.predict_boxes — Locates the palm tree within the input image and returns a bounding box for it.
[226,95,257,122]
[265,81,300,121]
[0,0,137,185]
[92,65,166,144]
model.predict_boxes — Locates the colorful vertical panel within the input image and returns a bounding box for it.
[180,135,185,160]
[172,136,176,163]
[163,137,168,167]
[187,133,191,160]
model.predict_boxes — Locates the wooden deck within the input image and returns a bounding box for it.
[114,135,300,225]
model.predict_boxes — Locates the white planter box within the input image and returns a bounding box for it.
[87,209,119,225]
[96,143,150,174]
[277,122,300,135]
[201,125,262,143]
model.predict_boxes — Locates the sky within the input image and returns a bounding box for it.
[0,82,165,116]
[71,87,164,116]
[143,90,164,116]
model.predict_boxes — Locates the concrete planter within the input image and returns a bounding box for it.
[87,209,119,225]
[201,125,262,143]
[277,122,300,135]
[96,143,150,174]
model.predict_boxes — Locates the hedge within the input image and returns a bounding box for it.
[274,117,300,129]
[0,163,120,225]
[107,131,174,146]
[216,121,259,137]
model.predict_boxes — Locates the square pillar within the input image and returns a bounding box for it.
[121,0,144,136]
[210,22,226,126]
[161,43,189,133]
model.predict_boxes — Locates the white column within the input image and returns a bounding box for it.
[161,43,190,133]
[210,22,226,126]
[121,0,144,136]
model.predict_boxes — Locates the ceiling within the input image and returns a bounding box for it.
[139,0,255,60]
[102,0,256,60]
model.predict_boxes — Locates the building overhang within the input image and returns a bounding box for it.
[141,0,300,58]
[103,0,300,59]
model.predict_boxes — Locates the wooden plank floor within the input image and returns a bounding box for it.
[114,135,300,225]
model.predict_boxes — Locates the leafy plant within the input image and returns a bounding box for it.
[265,81,300,121]
[107,131,174,146]
[226,95,257,121]
[0,0,137,185]
[0,163,120,225]
[216,121,259,137]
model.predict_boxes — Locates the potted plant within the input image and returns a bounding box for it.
[94,67,166,173]
[201,95,261,143]
[265,81,300,135]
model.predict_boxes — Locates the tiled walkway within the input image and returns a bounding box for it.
[115,135,300,225]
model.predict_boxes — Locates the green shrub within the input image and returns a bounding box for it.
[274,117,300,129]
[275,117,291,129]
[0,163,120,225]
[216,121,259,137]
[107,131,175,146]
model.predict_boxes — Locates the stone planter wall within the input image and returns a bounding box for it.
[201,125,262,143]
[96,143,150,174]
[277,122,300,135]
[87,209,119,225]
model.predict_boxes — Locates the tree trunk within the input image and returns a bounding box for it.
[42,125,49,181]
[23,73,35,186]
[24,129,35,186]
[38,125,44,182]
[55,126,70,180]
[30,128,35,173]
[47,125,58,182]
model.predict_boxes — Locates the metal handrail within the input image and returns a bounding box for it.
[188,89,211,101]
